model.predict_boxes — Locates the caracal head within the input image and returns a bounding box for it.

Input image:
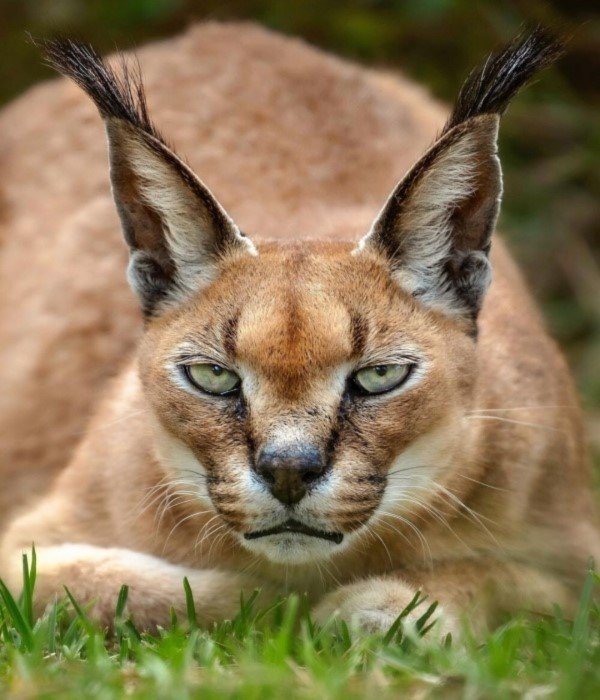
[43,30,562,564]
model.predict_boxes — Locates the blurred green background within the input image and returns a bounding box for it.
[0,0,598,448]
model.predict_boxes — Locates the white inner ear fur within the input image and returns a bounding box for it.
[355,117,500,317]
[123,133,256,301]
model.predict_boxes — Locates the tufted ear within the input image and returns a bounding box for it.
[41,39,256,317]
[355,28,564,324]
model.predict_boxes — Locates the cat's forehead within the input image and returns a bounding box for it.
[159,242,425,374]
[235,278,352,377]
[226,245,359,376]
[216,244,419,373]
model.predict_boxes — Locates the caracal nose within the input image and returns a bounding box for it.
[255,444,326,505]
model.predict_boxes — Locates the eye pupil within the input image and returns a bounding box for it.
[212,365,223,376]
[375,366,388,376]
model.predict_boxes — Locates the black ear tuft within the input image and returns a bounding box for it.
[444,26,565,133]
[36,37,164,144]
[34,36,256,316]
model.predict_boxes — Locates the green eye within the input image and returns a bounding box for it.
[352,364,413,395]
[185,363,241,396]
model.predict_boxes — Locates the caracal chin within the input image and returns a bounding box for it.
[0,23,597,635]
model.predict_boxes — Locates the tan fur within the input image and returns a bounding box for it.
[0,23,597,633]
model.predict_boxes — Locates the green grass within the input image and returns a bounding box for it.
[1,552,599,698]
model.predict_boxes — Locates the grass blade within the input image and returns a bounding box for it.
[115,584,129,621]
[183,577,197,628]
[64,586,95,635]
[0,578,34,651]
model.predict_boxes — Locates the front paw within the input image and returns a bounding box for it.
[313,578,454,638]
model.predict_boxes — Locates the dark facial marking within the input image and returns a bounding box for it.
[222,312,239,357]
[350,312,368,356]
[244,519,343,544]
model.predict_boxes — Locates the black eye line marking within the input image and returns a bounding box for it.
[222,313,239,358]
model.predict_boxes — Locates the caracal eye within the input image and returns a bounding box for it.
[185,363,241,396]
[352,364,412,395]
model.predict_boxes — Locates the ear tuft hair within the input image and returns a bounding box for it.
[443,26,565,133]
[35,36,255,316]
[37,37,165,144]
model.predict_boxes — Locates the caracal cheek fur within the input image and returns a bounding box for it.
[0,24,597,633]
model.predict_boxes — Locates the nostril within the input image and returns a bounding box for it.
[300,468,323,484]
[257,465,275,484]
[255,451,274,482]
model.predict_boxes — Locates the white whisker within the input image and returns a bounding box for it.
[455,473,508,492]
[467,405,574,413]
[377,509,433,565]
[205,524,230,562]
[74,408,150,436]
[194,515,223,556]
[426,479,500,546]
[364,521,395,569]
[467,414,565,433]
[163,509,211,552]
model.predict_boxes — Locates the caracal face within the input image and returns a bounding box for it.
[141,242,474,564]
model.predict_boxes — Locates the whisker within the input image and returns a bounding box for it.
[387,464,432,478]
[73,408,150,436]
[163,509,212,552]
[375,517,416,552]
[455,473,508,492]
[364,523,394,569]
[137,476,174,504]
[205,524,230,562]
[382,467,505,552]
[163,496,203,512]
[426,479,500,546]
[135,486,171,520]
[238,556,263,582]
[194,514,223,555]
[466,405,575,413]
[314,560,327,591]
[467,414,565,433]
[177,468,209,483]
[137,481,199,528]
[377,509,433,565]
[322,559,342,589]
[392,496,475,555]
[386,466,508,495]
[152,482,212,535]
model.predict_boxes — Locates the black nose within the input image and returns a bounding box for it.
[255,444,326,505]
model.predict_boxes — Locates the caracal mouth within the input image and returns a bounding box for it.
[244,518,344,544]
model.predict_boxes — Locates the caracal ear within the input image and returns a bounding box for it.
[358,114,502,320]
[41,39,256,316]
[355,27,564,324]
